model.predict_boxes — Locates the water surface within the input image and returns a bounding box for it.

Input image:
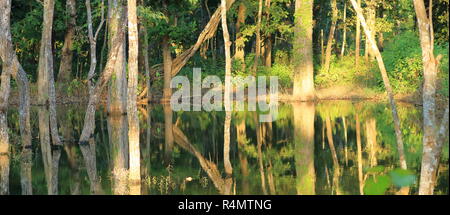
[2,101,449,195]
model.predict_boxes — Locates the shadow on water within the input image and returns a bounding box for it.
[1,101,449,195]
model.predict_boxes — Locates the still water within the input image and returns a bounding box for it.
[1,101,449,195]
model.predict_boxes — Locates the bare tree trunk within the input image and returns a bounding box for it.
[162,35,173,102]
[108,0,127,114]
[0,0,32,163]
[234,2,246,70]
[323,0,338,73]
[86,0,105,95]
[293,0,315,101]
[252,0,264,74]
[340,1,347,57]
[127,0,141,194]
[355,0,361,65]
[413,0,447,195]
[350,0,406,170]
[57,0,76,84]
[221,0,233,176]
[264,0,272,67]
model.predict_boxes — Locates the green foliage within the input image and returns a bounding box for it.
[315,55,375,88]
[380,31,449,94]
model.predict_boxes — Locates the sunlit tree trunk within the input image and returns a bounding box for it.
[293,103,315,195]
[127,0,141,195]
[293,0,315,101]
[221,0,233,176]
[340,2,347,57]
[355,0,361,65]
[108,0,127,114]
[323,0,338,73]
[413,0,448,195]
[57,0,76,84]
[350,0,405,170]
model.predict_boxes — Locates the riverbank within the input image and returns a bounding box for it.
[7,83,448,109]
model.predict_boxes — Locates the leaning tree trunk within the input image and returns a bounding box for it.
[350,0,406,170]
[323,0,338,73]
[293,0,315,101]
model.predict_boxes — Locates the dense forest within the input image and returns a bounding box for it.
[0,0,449,195]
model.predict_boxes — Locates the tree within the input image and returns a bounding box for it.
[355,0,361,65]
[57,0,76,84]
[323,0,338,73]
[413,0,449,195]
[293,0,315,101]
[350,0,406,170]
[127,0,141,194]
[221,0,233,176]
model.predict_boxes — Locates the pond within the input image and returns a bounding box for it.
[1,101,448,195]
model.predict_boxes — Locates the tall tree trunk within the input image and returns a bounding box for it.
[234,2,246,70]
[340,1,347,57]
[108,0,127,114]
[350,0,405,170]
[57,0,76,84]
[162,35,173,102]
[163,103,173,164]
[221,0,233,176]
[0,0,32,172]
[86,0,105,95]
[323,0,338,73]
[293,102,315,195]
[413,0,447,195]
[293,0,315,101]
[355,0,361,65]
[252,0,264,74]
[264,0,272,67]
[127,0,141,194]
